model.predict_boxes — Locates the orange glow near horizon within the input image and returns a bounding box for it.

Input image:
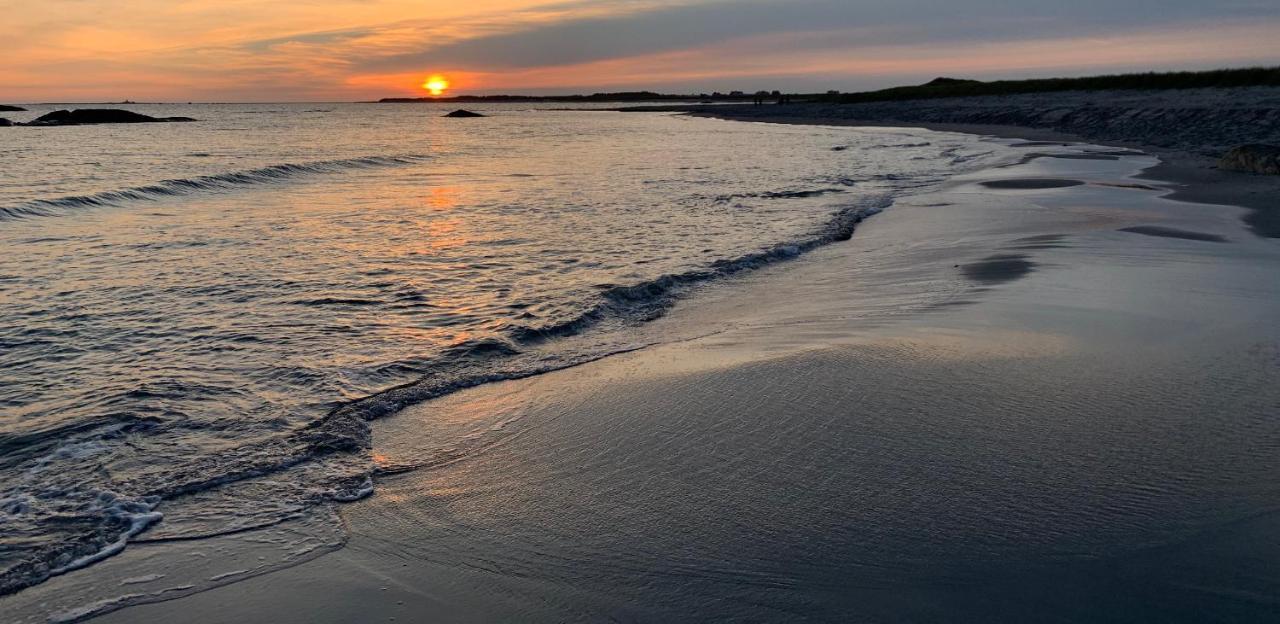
[1,0,1278,102]
[423,75,450,96]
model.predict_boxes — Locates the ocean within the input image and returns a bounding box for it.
[0,103,1018,598]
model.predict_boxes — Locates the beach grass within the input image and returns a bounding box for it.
[821,66,1280,103]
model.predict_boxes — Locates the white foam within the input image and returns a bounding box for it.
[332,476,375,502]
[207,569,249,582]
[49,510,163,577]
[119,574,165,586]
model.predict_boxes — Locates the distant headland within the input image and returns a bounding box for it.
[376,91,765,103]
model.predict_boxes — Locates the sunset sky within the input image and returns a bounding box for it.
[5,0,1280,102]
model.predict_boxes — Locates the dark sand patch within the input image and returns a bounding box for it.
[980,178,1086,190]
[962,254,1036,284]
[1119,226,1228,243]
[1137,157,1280,239]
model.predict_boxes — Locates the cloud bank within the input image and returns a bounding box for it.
[3,0,1278,101]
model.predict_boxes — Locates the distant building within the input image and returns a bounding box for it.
[729,91,745,97]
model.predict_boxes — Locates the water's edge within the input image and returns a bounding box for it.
[1,122,1045,620]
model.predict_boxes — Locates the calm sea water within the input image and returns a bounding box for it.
[0,103,1015,596]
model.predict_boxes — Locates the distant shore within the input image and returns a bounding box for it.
[621,86,1280,237]
[374,91,752,104]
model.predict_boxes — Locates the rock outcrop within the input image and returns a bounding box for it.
[443,109,485,118]
[21,109,196,126]
[0,105,25,112]
[0,118,12,127]
[1219,144,1280,175]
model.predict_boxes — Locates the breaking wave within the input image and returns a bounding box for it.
[0,156,426,221]
[0,193,891,599]
[509,194,890,343]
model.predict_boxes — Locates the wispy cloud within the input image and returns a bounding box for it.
[3,0,1278,101]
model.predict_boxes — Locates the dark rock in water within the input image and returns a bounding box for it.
[1219,144,1280,175]
[0,118,12,127]
[24,109,197,126]
[444,109,485,118]
[0,104,25,112]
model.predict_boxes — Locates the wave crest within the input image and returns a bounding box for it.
[511,195,890,343]
[0,156,427,221]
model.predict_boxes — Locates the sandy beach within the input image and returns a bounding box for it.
[25,124,1270,623]
[5,0,1279,619]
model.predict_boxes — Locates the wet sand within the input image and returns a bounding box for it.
[85,135,1280,623]
[647,103,1280,238]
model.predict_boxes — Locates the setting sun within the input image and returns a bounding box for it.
[423,75,450,96]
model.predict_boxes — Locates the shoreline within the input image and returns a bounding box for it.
[689,111,1280,238]
[5,115,1277,623]
[0,111,1007,620]
[0,108,1019,613]
[76,124,1280,622]
[618,90,1280,238]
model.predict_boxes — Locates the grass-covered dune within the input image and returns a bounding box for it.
[823,67,1280,104]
